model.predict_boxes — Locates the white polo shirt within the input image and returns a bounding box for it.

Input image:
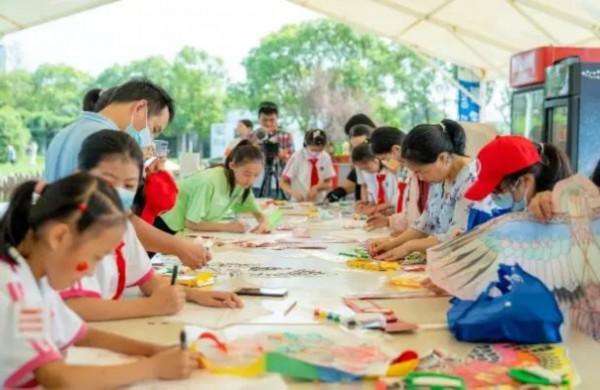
[61,221,154,300]
[1,249,86,388]
[356,168,398,205]
[282,148,335,202]
[389,167,422,233]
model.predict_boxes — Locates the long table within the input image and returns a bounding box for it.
[78,215,600,389]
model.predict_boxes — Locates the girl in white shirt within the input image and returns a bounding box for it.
[61,130,242,322]
[0,173,197,388]
[365,126,425,233]
[280,129,336,202]
[352,143,398,215]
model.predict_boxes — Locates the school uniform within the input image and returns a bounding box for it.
[61,221,154,300]
[1,249,87,388]
[389,167,423,233]
[159,166,262,232]
[282,149,336,202]
[356,168,398,206]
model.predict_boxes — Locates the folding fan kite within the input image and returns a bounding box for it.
[427,175,600,339]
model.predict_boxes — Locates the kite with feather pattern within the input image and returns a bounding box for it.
[427,175,600,339]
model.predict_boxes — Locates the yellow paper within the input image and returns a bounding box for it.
[346,259,400,271]
[388,274,427,289]
[200,354,266,377]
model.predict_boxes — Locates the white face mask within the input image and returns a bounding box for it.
[116,187,136,211]
[491,178,528,212]
[308,150,321,159]
[126,105,152,147]
[138,128,153,148]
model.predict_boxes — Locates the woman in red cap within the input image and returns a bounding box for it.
[464,135,572,230]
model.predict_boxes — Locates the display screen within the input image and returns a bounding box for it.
[511,88,544,142]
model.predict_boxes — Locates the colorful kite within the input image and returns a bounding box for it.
[428,176,600,339]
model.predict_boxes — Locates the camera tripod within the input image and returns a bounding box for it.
[259,160,285,199]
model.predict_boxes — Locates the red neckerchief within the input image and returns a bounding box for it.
[111,242,126,300]
[376,172,387,205]
[396,181,408,213]
[309,158,319,187]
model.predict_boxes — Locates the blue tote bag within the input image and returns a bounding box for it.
[447,264,563,344]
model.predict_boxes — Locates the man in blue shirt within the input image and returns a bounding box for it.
[45,79,173,182]
[44,79,210,268]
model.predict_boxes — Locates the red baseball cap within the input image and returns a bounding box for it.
[465,135,540,201]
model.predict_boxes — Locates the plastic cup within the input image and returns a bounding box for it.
[154,140,169,158]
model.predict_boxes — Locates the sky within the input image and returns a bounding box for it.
[2,0,319,81]
[1,0,508,125]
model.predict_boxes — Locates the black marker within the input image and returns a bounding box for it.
[170,265,179,285]
[180,330,187,351]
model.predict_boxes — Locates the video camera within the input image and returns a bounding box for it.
[255,128,280,166]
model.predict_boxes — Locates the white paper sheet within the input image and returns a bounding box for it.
[162,300,272,329]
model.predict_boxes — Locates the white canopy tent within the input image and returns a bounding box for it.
[0,0,119,37]
[289,0,600,80]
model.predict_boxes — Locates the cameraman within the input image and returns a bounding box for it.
[249,101,294,163]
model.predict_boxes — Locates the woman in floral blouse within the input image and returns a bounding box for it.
[369,119,484,260]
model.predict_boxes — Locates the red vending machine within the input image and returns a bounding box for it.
[510,46,600,174]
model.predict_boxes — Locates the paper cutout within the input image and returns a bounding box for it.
[163,301,272,329]
[428,175,600,339]
[193,330,393,378]
[466,344,578,387]
[450,360,514,388]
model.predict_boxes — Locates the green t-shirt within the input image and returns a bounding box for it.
[161,167,261,232]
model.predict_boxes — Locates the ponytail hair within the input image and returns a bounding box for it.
[501,143,573,192]
[223,140,263,203]
[82,87,118,112]
[82,88,102,111]
[402,119,466,164]
[95,87,118,112]
[0,173,126,264]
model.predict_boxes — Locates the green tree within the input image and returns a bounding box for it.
[0,64,89,151]
[232,20,446,138]
[94,47,226,152]
[28,64,91,149]
[0,106,30,162]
